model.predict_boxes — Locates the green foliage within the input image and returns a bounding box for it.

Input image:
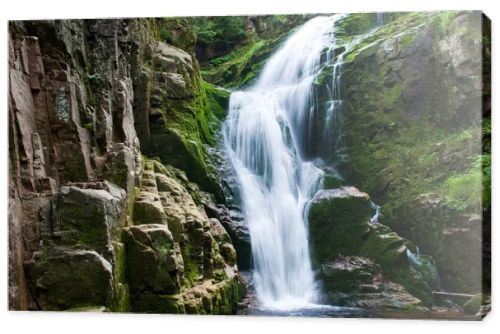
[203,39,273,88]
[191,16,247,47]
[158,26,170,42]
[443,155,489,211]
[195,15,309,88]
[435,11,461,33]
[157,241,172,258]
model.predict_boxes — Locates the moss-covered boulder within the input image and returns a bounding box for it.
[125,158,245,314]
[308,186,433,308]
[124,224,183,295]
[462,293,485,315]
[29,248,114,310]
[308,186,373,265]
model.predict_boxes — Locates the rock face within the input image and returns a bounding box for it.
[124,160,244,314]
[308,187,435,309]
[308,11,488,297]
[8,18,244,313]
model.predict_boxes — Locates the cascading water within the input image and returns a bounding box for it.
[223,15,345,309]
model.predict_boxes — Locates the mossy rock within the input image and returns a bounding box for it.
[132,191,167,225]
[31,249,114,310]
[308,187,373,265]
[51,182,127,260]
[131,293,186,314]
[147,126,223,201]
[308,186,433,306]
[124,224,182,296]
[323,173,344,189]
[463,293,484,315]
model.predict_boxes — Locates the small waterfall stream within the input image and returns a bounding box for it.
[224,15,345,309]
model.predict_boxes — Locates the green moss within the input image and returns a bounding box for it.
[360,230,407,268]
[443,155,483,212]
[203,39,270,88]
[386,268,432,307]
[463,293,484,315]
[145,78,226,200]
[399,32,415,49]
[112,241,126,283]
[110,283,130,312]
[308,193,373,266]
[156,240,172,259]
[323,174,343,189]
[202,80,230,123]
[434,11,461,34]
[335,13,377,38]
[131,293,186,314]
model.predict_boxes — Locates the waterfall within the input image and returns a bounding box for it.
[223,15,344,309]
[376,13,385,26]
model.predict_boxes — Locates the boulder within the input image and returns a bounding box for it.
[463,293,485,315]
[151,42,198,101]
[204,204,252,270]
[51,181,126,260]
[124,224,183,295]
[133,191,167,225]
[308,186,432,307]
[320,255,425,311]
[30,248,114,310]
[308,186,373,264]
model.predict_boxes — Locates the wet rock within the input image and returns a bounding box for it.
[308,186,373,264]
[204,204,252,270]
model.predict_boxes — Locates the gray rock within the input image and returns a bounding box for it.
[124,224,183,294]
[133,191,167,225]
[52,181,127,261]
[31,248,114,310]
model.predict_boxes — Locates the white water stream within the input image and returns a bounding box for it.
[223,15,345,309]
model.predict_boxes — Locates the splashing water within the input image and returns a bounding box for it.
[223,15,345,309]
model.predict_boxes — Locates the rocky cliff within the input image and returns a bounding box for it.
[8,18,244,313]
[335,11,489,295]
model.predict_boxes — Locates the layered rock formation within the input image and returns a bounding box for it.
[8,18,244,313]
